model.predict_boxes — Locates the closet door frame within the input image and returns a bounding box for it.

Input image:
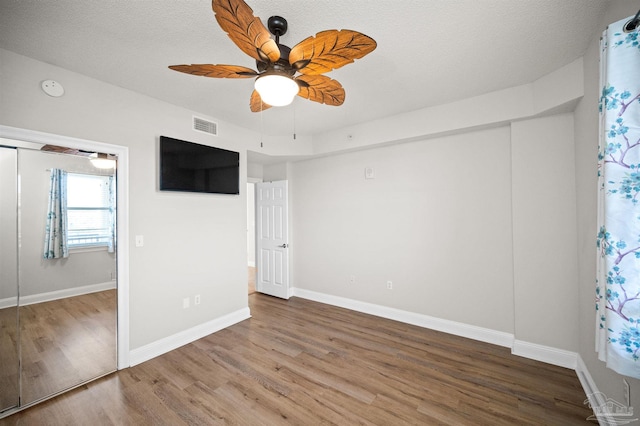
[0,125,130,369]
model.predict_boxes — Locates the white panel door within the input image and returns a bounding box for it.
[256,180,289,299]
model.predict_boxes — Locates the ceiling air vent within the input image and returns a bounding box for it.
[193,116,218,136]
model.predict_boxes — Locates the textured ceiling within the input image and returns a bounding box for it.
[0,0,610,138]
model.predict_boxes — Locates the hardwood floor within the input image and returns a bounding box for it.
[19,290,117,405]
[0,289,117,416]
[0,306,19,411]
[1,294,593,425]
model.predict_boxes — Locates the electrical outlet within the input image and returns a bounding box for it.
[387,281,393,290]
[624,379,630,406]
[195,294,201,305]
[183,297,190,309]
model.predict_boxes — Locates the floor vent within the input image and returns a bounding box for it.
[193,116,218,136]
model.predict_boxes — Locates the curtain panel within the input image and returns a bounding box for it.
[43,168,69,259]
[596,16,640,378]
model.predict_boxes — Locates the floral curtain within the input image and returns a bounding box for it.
[596,16,640,378]
[43,168,69,259]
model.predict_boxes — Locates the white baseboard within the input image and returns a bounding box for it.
[576,355,599,402]
[248,261,256,267]
[128,307,251,367]
[576,355,612,425]
[512,340,578,369]
[291,288,592,371]
[17,281,116,306]
[0,296,17,309]
[291,288,514,348]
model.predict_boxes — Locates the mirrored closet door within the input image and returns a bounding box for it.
[0,140,117,414]
[0,147,19,412]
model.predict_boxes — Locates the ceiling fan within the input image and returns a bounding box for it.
[169,0,377,112]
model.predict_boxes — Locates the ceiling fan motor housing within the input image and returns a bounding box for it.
[267,16,288,37]
[257,43,294,76]
[260,15,294,75]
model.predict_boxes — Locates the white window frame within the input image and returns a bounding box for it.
[66,173,114,251]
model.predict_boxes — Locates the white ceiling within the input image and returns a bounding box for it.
[0,0,610,138]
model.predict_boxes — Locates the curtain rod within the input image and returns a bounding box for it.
[625,9,640,32]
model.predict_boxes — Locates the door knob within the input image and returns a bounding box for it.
[278,243,288,248]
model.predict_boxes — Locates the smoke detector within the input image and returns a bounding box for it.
[41,80,64,97]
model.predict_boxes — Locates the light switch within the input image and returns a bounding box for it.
[135,235,144,247]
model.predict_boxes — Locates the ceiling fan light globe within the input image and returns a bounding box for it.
[254,74,298,107]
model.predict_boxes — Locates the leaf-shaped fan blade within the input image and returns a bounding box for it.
[212,0,280,63]
[250,90,272,112]
[296,75,345,106]
[169,64,258,78]
[289,30,376,75]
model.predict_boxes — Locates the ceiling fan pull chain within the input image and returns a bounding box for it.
[260,104,264,148]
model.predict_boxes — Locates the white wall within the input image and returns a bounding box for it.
[511,114,578,351]
[263,162,290,182]
[289,112,583,368]
[0,48,255,350]
[291,126,516,334]
[575,0,640,410]
[311,58,584,157]
[247,162,263,180]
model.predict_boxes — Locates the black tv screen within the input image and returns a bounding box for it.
[159,136,239,194]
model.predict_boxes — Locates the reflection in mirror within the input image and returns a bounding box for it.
[17,147,117,405]
[0,147,19,412]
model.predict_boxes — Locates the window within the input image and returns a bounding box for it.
[66,173,115,249]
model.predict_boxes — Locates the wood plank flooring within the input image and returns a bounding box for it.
[19,290,117,405]
[1,294,593,425]
[0,306,19,411]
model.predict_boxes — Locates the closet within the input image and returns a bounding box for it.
[0,139,117,415]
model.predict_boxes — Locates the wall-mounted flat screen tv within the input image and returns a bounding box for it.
[159,136,240,194]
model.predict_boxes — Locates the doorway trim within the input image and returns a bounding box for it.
[247,177,262,269]
[0,124,130,368]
